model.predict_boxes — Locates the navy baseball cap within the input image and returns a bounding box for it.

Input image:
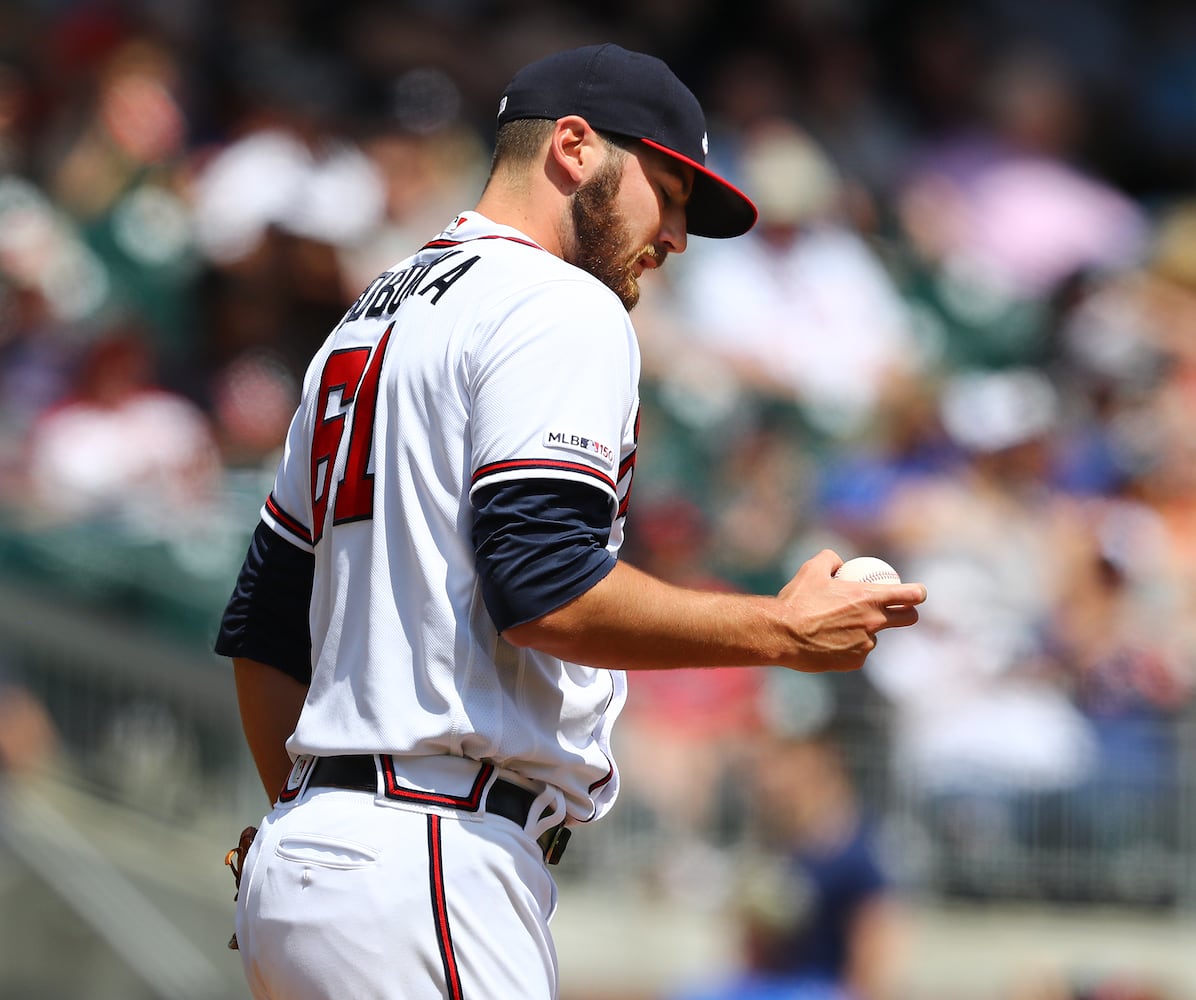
[496,44,758,240]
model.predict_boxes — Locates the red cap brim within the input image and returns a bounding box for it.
[642,138,758,239]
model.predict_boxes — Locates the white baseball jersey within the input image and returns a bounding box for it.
[260,211,639,823]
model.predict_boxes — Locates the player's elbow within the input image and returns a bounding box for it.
[501,621,535,648]
[501,601,587,658]
[502,616,559,651]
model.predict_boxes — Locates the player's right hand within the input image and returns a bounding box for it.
[775,549,927,674]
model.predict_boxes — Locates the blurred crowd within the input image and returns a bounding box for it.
[2,1,1196,997]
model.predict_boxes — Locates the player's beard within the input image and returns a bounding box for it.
[568,157,659,312]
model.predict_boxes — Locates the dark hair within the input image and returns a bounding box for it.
[491,118,554,170]
[490,118,633,172]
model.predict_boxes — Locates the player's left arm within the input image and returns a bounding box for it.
[217,521,315,799]
[233,658,308,799]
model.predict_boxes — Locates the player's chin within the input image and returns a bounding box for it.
[616,272,641,312]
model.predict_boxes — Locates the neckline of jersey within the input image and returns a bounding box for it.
[423,212,548,254]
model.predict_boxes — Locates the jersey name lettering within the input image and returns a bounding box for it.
[340,252,482,327]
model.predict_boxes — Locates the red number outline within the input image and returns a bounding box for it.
[309,325,392,543]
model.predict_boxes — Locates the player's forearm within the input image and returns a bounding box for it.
[504,560,797,671]
[233,657,309,799]
[504,551,925,673]
[514,557,784,669]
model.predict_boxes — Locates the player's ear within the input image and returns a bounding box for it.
[549,115,601,188]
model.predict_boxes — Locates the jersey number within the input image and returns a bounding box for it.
[310,325,392,543]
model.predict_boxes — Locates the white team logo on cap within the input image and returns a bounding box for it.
[702,132,709,155]
[498,96,508,116]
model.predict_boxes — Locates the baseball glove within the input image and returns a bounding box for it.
[223,825,258,950]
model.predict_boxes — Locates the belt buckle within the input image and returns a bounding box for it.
[538,824,571,865]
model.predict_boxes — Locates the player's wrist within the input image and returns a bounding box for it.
[728,593,799,668]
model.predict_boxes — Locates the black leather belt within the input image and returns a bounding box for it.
[306,755,570,864]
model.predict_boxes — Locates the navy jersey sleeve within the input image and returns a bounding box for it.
[215,521,314,684]
[471,479,617,633]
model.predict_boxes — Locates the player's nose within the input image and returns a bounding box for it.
[660,213,687,255]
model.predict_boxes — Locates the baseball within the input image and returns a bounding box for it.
[834,556,901,584]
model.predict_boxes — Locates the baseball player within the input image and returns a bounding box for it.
[216,43,927,1000]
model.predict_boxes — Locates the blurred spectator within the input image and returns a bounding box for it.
[207,347,299,472]
[785,11,914,226]
[615,496,767,894]
[48,36,187,219]
[671,118,922,442]
[41,34,200,371]
[1038,202,1196,886]
[709,411,819,595]
[335,73,489,293]
[669,722,906,1000]
[865,369,1102,895]
[0,57,33,175]
[189,42,384,377]
[808,373,960,562]
[1053,197,1196,636]
[1045,504,1191,881]
[893,43,1149,371]
[189,48,383,271]
[0,681,56,779]
[0,175,112,328]
[19,324,222,528]
[0,282,79,495]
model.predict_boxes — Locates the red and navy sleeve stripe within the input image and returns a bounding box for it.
[472,459,616,494]
[265,494,314,546]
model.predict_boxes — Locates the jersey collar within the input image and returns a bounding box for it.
[428,211,547,253]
